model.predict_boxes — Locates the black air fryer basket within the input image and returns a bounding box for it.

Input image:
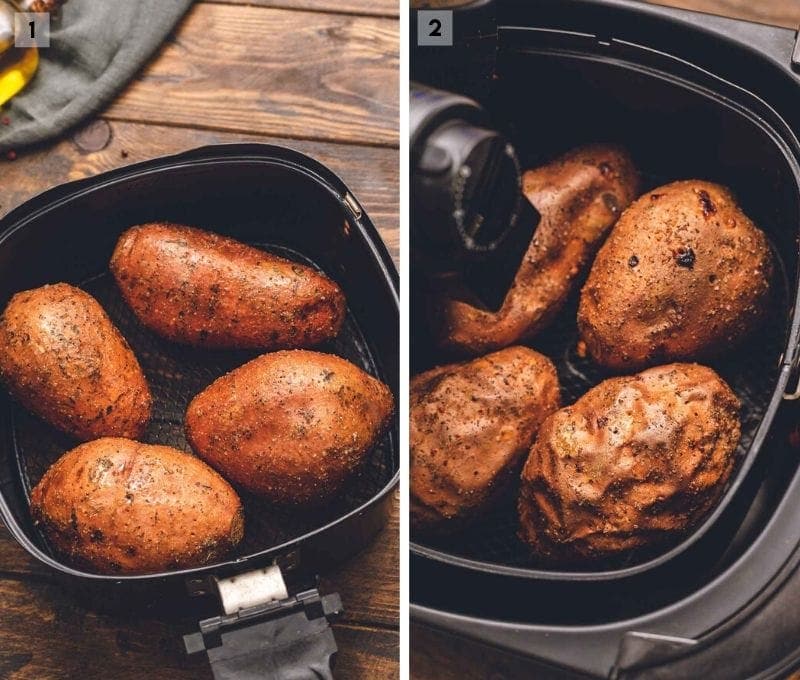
[0,144,399,678]
[411,1,800,678]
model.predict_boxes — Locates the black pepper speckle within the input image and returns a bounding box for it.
[674,247,695,269]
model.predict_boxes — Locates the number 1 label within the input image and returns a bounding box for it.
[14,12,50,48]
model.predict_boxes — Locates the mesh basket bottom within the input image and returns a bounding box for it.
[414,256,788,571]
[11,244,396,563]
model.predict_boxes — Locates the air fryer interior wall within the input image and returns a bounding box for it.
[411,36,800,624]
[0,155,399,588]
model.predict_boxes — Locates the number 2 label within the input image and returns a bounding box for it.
[417,10,452,47]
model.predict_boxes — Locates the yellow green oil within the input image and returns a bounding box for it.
[0,45,38,106]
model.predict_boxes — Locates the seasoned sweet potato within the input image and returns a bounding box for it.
[578,180,773,370]
[30,438,244,574]
[411,347,560,533]
[110,222,346,350]
[431,144,639,356]
[0,283,151,441]
[518,363,740,563]
[186,350,394,504]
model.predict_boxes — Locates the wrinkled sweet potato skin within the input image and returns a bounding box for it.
[30,438,244,574]
[411,346,560,533]
[186,350,394,504]
[110,223,346,350]
[518,363,740,563]
[432,145,639,356]
[0,283,151,441]
[578,180,773,371]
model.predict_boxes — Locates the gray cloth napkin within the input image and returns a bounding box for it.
[0,0,193,152]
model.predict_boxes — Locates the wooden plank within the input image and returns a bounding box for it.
[0,579,210,680]
[104,4,399,148]
[321,490,399,627]
[0,523,46,576]
[207,0,399,19]
[0,578,396,679]
[335,624,400,679]
[644,0,800,28]
[0,119,398,261]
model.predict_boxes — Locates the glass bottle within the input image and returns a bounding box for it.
[0,0,64,107]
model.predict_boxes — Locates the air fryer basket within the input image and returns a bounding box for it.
[411,3,800,588]
[0,145,399,606]
[412,2,800,676]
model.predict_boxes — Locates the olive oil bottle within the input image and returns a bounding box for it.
[0,0,64,106]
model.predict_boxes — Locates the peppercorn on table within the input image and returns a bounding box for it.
[0,1,399,678]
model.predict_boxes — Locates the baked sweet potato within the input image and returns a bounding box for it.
[0,283,151,441]
[431,144,639,356]
[578,180,773,370]
[411,346,560,533]
[30,438,244,574]
[110,222,346,350]
[518,363,740,562]
[186,350,394,503]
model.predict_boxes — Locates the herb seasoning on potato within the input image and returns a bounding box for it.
[110,222,346,350]
[411,346,560,533]
[0,283,151,441]
[579,180,773,370]
[186,350,394,504]
[518,363,741,563]
[30,438,244,574]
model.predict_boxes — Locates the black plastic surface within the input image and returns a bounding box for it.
[413,5,800,586]
[185,588,342,680]
[0,144,399,608]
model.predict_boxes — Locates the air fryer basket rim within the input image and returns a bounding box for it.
[0,143,399,583]
[411,452,800,674]
[410,21,800,580]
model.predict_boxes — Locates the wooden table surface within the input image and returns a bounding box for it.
[411,0,800,679]
[0,0,399,678]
